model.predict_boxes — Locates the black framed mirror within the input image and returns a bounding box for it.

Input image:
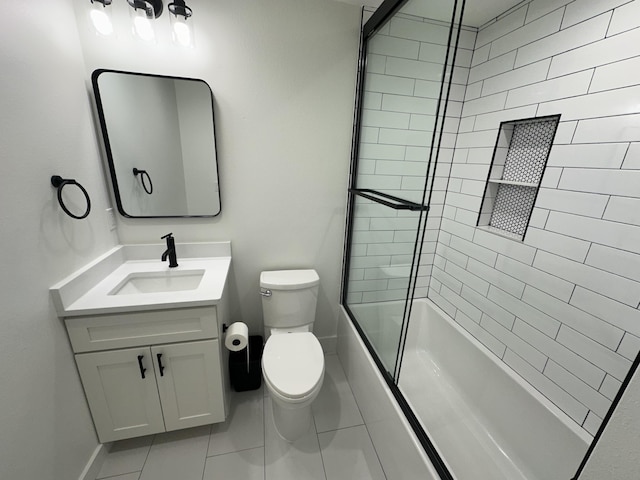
[92,69,221,218]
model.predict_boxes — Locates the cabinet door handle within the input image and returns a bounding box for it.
[137,355,146,379]
[157,353,165,377]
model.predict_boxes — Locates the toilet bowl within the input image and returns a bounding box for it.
[262,332,324,441]
[259,269,325,442]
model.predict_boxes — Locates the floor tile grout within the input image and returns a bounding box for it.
[313,409,329,480]
[97,473,143,480]
[199,424,213,480]
[314,431,329,480]
[136,435,153,480]
[262,391,267,480]
[206,444,265,459]
[333,355,389,480]
[202,424,213,480]
[316,421,366,435]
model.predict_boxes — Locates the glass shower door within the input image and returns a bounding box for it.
[346,192,426,374]
[343,0,463,378]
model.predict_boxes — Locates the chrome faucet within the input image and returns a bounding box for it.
[161,233,178,268]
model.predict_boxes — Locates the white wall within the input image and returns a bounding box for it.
[74,0,361,340]
[580,363,640,479]
[429,0,640,437]
[0,1,119,479]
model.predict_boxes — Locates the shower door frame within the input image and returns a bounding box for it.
[342,4,640,480]
[341,1,466,479]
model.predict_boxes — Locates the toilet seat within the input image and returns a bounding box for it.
[262,332,324,400]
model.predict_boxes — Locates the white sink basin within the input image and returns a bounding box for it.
[109,270,205,295]
[50,242,232,316]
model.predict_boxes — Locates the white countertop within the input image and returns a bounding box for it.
[50,242,231,317]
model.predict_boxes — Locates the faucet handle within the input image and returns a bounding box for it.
[161,232,174,240]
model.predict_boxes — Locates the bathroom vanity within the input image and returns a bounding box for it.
[50,242,231,443]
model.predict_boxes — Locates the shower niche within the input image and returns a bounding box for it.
[477,115,560,240]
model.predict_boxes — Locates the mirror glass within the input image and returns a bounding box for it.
[92,70,220,217]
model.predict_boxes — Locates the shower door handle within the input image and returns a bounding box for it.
[349,189,428,211]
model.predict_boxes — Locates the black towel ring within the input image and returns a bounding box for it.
[51,175,91,220]
[133,168,153,195]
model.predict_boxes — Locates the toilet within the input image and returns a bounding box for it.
[260,269,325,442]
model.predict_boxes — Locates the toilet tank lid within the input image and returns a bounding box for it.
[260,269,319,290]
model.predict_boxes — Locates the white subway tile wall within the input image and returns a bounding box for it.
[349,11,475,304]
[429,0,640,436]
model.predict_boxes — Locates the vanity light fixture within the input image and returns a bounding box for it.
[168,0,194,47]
[89,0,114,37]
[127,0,163,42]
[88,0,194,46]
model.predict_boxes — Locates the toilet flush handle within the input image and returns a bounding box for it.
[259,289,272,297]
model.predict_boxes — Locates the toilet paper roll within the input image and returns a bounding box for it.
[225,322,249,352]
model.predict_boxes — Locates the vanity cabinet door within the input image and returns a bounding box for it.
[75,347,165,443]
[152,339,226,431]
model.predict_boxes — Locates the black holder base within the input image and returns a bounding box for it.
[229,335,263,392]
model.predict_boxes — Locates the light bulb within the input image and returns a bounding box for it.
[133,16,155,41]
[172,18,193,47]
[129,4,156,43]
[89,3,113,36]
[168,1,194,48]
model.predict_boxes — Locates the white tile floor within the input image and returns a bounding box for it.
[95,354,387,480]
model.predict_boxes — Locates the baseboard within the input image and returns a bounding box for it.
[78,442,111,480]
[318,335,337,354]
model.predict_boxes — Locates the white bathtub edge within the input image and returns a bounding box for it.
[337,306,440,480]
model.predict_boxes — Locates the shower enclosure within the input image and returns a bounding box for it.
[344,0,465,377]
[342,0,640,479]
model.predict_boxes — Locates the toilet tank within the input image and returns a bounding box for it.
[260,270,320,331]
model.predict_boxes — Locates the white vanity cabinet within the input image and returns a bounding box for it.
[50,242,233,444]
[151,339,225,432]
[67,306,229,443]
[75,346,166,441]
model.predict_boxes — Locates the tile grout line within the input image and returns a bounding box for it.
[95,472,143,480]
[262,391,266,480]
[496,281,627,352]
[201,424,214,476]
[504,348,591,427]
[313,413,329,480]
[199,425,213,480]
[439,216,640,284]
[315,421,368,435]
[332,355,388,480]
[540,358,607,425]
[135,434,155,480]
[206,445,266,459]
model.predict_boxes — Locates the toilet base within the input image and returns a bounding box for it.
[270,397,312,442]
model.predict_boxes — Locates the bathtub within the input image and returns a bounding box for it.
[398,298,591,480]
